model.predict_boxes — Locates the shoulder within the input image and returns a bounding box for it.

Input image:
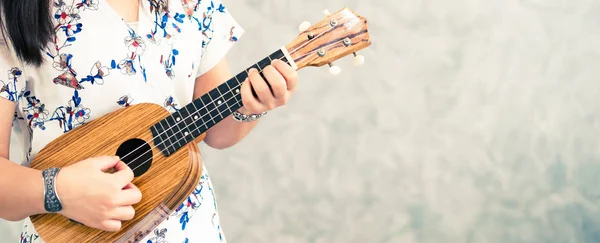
[183,0,245,76]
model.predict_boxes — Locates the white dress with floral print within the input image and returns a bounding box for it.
[0,0,243,242]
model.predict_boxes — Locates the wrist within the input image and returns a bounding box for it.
[31,169,48,215]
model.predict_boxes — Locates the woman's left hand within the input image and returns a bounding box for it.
[239,59,298,115]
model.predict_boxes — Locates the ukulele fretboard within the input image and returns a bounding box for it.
[150,48,294,156]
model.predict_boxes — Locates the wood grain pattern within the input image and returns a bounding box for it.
[28,103,204,243]
[285,8,371,69]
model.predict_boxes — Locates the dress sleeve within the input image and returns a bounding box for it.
[0,45,26,104]
[193,0,244,78]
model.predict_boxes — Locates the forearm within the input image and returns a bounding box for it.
[203,106,259,149]
[0,159,46,221]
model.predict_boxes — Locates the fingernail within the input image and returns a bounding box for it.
[114,156,120,160]
[271,59,280,65]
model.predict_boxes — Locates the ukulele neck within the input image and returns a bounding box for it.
[150,47,296,156]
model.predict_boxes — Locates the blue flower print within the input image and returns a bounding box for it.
[19,225,40,243]
[117,58,137,75]
[23,94,50,131]
[52,53,74,72]
[163,96,179,112]
[53,2,81,26]
[0,67,23,102]
[146,228,168,243]
[117,94,133,107]
[75,0,99,10]
[125,35,147,59]
[80,61,110,85]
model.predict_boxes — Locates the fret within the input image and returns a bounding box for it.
[163,116,183,149]
[216,97,230,118]
[232,90,242,107]
[150,49,294,156]
[248,63,260,71]
[150,125,166,154]
[217,83,230,98]
[193,113,210,134]
[207,89,221,103]
[213,85,230,120]
[208,105,221,121]
[197,97,216,128]
[269,49,285,61]
[157,120,174,155]
[192,103,204,136]
[186,103,202,138]
[257,56,272,70]
[174,107,194,144]
[199,94,211,107]
[199,95,215,123]
[222,81,237,112]
[280,55,289,65]
[226,77,240,91]
[225,97,238,113]
[234,72,247,86]
[195,98,211,130]
[202,96,218,122]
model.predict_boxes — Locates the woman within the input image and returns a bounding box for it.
[0,0,298,242]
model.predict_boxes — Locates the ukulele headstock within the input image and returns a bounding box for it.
[285,8,371,75]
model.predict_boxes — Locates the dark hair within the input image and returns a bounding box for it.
[0,0,54,67]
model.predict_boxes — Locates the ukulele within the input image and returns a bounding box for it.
[29,7,371,243]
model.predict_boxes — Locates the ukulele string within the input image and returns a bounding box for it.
[123,23,339,170]
[120,21,337,163]
[123,55,285,169]
[127,79,245,172]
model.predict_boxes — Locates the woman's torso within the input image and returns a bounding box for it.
[6,0,232,165]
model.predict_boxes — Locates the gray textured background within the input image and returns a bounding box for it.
[1,0,599,242]
[200,0,600,242]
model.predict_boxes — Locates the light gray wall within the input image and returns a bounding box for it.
[202,0,600,242]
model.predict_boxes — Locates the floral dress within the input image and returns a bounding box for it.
[0,0,243,242]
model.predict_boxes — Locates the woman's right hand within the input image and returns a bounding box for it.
[54,156,142,231]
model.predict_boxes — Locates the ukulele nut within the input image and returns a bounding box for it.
[343,38,352,46]
[318,49,326,57]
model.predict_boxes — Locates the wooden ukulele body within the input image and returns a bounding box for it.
[28,103,204,243]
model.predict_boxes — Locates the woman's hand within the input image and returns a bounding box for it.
[55,156,142,232]
[239,59,298,114]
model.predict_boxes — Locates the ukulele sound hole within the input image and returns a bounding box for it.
[115,138,153,177]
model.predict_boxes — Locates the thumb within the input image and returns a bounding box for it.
[95,156,121,171]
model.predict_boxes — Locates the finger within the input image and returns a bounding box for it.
[241,77,266,113]
[112,161,134,184]
[262,65,287,102]
[116,183,142,205]
[101,219,122,232]
[109,206,136,221]
[248,69,276,109]
[96,156,121,171]
[272,59,298,92]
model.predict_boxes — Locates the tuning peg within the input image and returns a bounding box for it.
[323,9,331,16]
[328,63,341,76]
[299,21,311,32]
[353,52,365,66]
